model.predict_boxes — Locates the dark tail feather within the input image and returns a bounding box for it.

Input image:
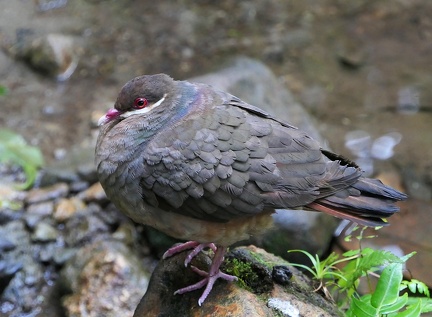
[352,178,407,201]
[308,177,407,227]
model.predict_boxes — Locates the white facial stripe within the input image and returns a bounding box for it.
[120,94,167,119]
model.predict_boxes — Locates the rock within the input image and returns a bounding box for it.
[78,182,108,203]
[61,240,150,317]
[0,220,55,316]
[77,162,99,183]
[54,197,86,222]
[335,36,367,69]
[191,57,325,143]
[0,184,25,221]
[53,247,78,265]
[63,204,110,246]
[38,167,81,187]
[32,222,58,242]
[27,200,55,216]
[134,246,342,317]
[26,182,69,204]
[0,184,27,204]
[18,33,79,81]
[69,180,90,193]
[112,222,140,247]
[0,236,16,252]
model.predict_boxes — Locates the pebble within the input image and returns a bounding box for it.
[272,265,293,285]
[26,183,69,204]
[0,236,16,252]
[27,201,54,216]
[64,212,109,246]
[69,180,90,193]
[32,222,58,242]
[53,247,78,265]
[39,168,81,187]
[54,197,86,222]
[78,182,107,202]
[77,163,99,183]
[0,184,27,202]
[24,213,45,229]
[21,33,79,81]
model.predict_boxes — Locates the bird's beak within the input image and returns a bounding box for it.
[98,108,121,126]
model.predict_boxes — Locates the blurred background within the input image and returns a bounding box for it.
[0,0,431,316]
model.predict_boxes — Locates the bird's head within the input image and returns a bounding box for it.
[98,74,175,126]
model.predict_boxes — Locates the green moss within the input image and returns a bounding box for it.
[224,258,258,292]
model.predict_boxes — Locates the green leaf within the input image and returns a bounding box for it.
[351,296,378,317]
[0,129,44,189]
[380,293,408,314]
[341,248,404,292]
[406,297,432,313]
[421,299,432,313]
[371,263,403,308]
[401,279,430,298]
[396,299,422,317]
[342,249,362,257]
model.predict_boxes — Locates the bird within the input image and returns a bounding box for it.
[95,73,407,306]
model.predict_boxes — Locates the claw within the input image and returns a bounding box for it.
[173,245,237,306]
[162,241,200,260]
[163,241,217,267]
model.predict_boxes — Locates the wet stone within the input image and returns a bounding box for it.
[1,261,46,316]
[77,163,98,183]
[61,240,150,317]
[54,197,86,222]
[37,242,64,263]
[0,236,16,252]
[27,201,54,216]
[39,167,81,187]
[77,182,107,203]
[24,213,45,229]
[26,183,69,204]
[63,210,110,246]
[0,209,24,225]
[135,245,341,317]
[0,261,22,280]
[53,247,78,265]
[95,203,124,226]
[32,222,58,242]
[0,184,27,203]
[1,220,30,246]
[19,33,79,81]
[69,180,90,193]
[112,222,138,246]
[272,265,293,286]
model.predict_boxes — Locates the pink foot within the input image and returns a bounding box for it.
[162,241,217,267]
[173,246,238,306]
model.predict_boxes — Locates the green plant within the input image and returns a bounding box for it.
[0,129,44,189]
[0,85,8,96]
[288,228,432,316]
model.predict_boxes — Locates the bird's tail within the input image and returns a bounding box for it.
[308,178,407,227]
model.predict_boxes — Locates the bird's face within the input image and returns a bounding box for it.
[98,74,175,126]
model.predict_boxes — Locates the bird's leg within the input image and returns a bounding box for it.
[173,246,238,306]
[162,241,217,267]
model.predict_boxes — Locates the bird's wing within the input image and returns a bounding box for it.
[139,93,361,222]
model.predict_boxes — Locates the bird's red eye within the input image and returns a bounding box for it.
[133,97,148,109]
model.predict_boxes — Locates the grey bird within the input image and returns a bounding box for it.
[95,74,407,305]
